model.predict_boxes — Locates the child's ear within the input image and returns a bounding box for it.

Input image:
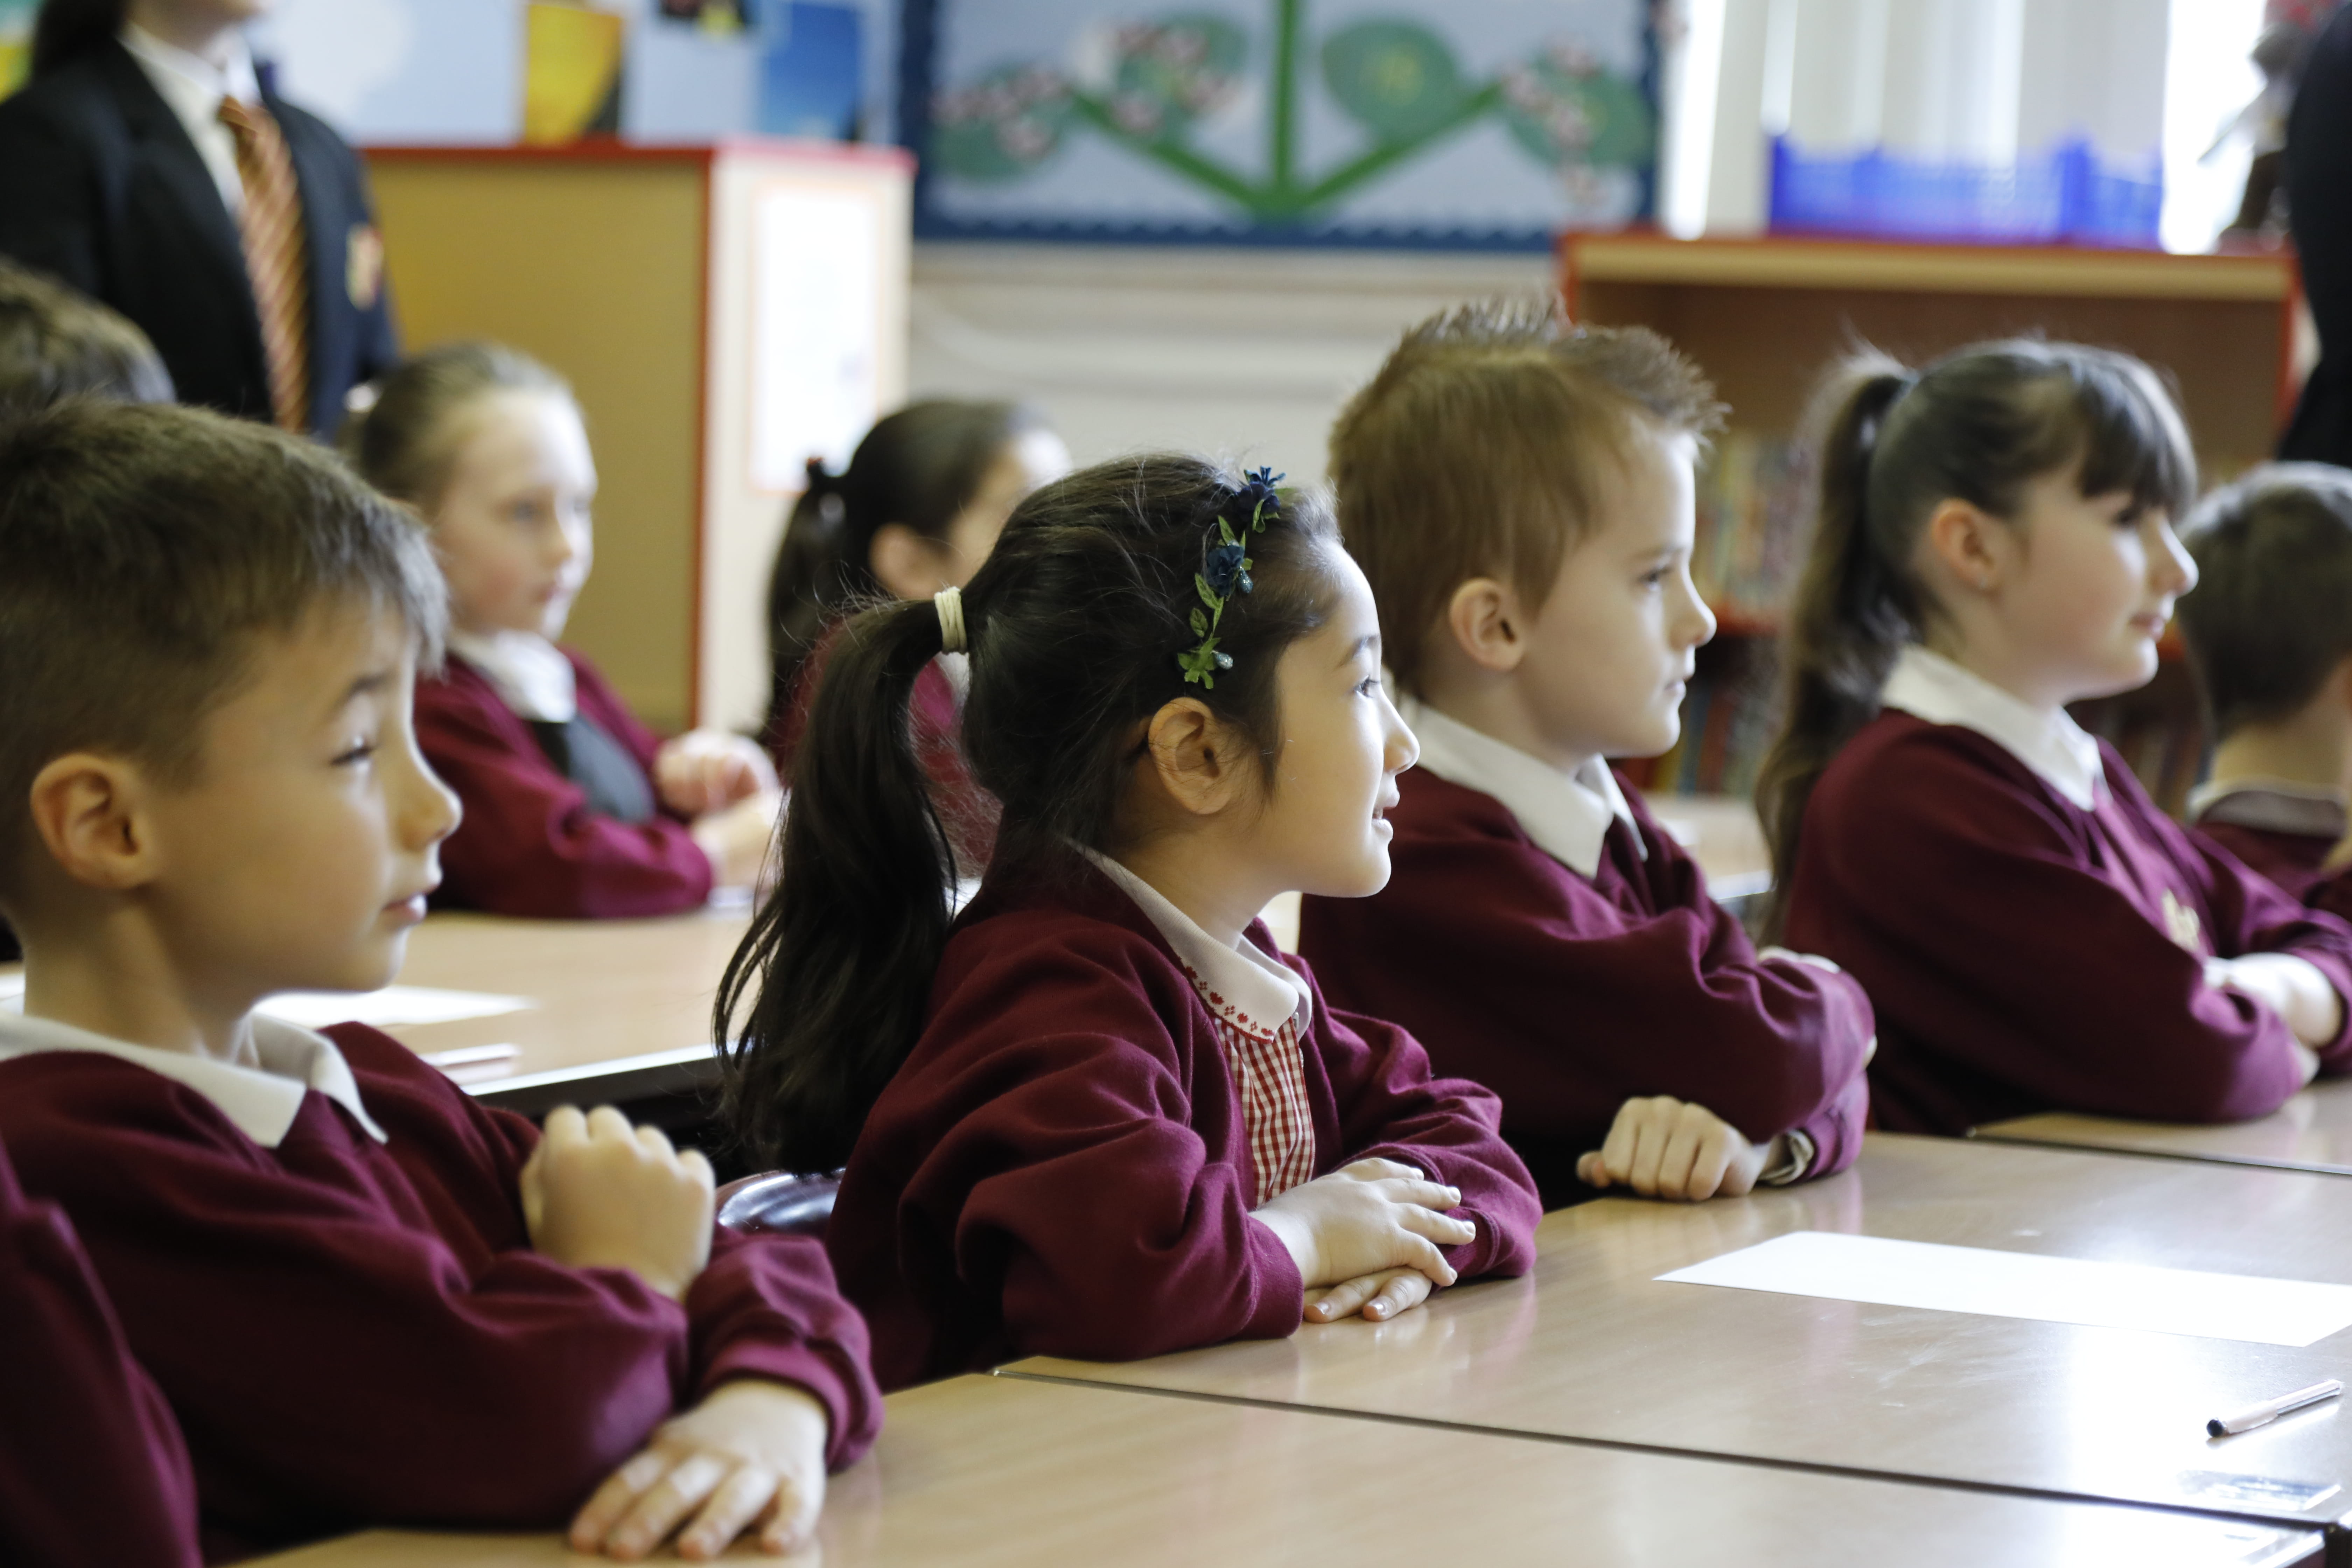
[1922,498,2008,594]
[1446,577,1528,674]
[1143,697,1251,817]
[26,753,163,892]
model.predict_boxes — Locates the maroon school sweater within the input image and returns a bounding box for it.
[2192,791,2352,926]
[1785,713,2352,1135]
[0,1139,199,1568]
[415,650,714,918]
[0,1024,880,1563]
[827,858,1542,1391]
[1298,769,1874,1209]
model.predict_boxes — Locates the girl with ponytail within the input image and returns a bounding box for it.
[718,453,1538,1388]
[1759,338,2352,1135]
[763,402,1066,864]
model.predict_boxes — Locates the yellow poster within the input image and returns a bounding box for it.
[523,1,625,146]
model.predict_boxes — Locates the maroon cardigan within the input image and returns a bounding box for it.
[0,1024,881,1563]
[2196,817,2352,925]
[1786,713,2352,1135]
[0,1139,199,1568]
[1300,768,1873,1209]
[826,857,1541,1391]
[414,649,714,919]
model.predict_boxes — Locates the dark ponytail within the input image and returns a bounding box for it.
[32,0,127,76]
[719,454,1342,1171]
[1756,337,2196,940]
[764,399,1049,763]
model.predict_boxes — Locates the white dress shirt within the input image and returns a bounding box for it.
[448,629,580,723]
[0,1009,386,1149]
[1396,695,1642,878]
[1879,645,2108,811]
[117,22,265,219]
[1082,849,1311,1038]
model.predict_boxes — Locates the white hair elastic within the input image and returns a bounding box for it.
[933,586,968,653]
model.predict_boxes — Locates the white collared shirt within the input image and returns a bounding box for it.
[118,22,264,218]
[449,629,579,724]
[2187,777,2351,839]
[0,1010,386,1148]
[1879,646,2108,811]
[1082,849,1310,1038]
[1397,695,1642,879]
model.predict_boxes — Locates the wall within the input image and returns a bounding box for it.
[904,244,1559,486]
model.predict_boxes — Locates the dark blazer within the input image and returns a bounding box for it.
[0,39,397,435]
[2284,3,2352,466]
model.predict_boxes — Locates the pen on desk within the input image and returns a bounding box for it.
[2206,1379,2343,1437]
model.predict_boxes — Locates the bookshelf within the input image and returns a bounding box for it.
[1563,234,2302,815]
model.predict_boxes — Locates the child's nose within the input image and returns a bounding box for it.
[2152,518,2197,597]
[403,749,462,847]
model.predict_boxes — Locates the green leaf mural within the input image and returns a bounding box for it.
[927,0,1654,225]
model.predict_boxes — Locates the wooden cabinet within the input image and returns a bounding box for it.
[365,140,911,736]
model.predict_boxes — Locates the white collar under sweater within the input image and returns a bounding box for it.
[1081,849,1311,1040]
[0,1009,386,1148]
[448,629,578,723]
[1879,646,2107,812]
[1397,695,1642,879]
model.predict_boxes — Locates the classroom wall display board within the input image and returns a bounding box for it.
[902,0,1657,248]
[1566,235,2301,813]
[365,140,912,738]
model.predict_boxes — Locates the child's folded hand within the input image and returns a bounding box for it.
[1575,1095,1771,1202]
[569,1379,831,1561]
[1252,1156,1474,1319]
[657,729,779,818]
[519,1105,715,1300]
[1304,1266,1436,1324]
[691,790,784,891]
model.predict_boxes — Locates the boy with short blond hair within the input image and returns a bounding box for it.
[2179,464,2352,920]
[1300,300,1875,1208]
[0,400,878,1561]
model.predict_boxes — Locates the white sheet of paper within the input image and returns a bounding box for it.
[1659,1231,2352,1347]
[0,975,530,1028]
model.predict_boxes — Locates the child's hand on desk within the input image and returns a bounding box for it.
[1251,1157,1474,1324]
[570,1379,831,1561]
[691,790,784,891]
[1576,1096,1777,1202]
[657,729,779,818]
[519,1106,715,1301]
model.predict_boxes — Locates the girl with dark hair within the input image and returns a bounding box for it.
[1758,338,2352,1136]
[764,401,1067,862]
[718,454,1539,1389]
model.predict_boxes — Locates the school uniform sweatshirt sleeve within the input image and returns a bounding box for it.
[1298,981,1541,1279]
[0,1026,876,1556]
[414,657,714,919]
[1787,723,2352,1133]
[1300,774,1874,1203]
[0,1143,200,1568]
[853,916,1308,1377]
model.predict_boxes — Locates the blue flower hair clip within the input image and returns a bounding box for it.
[1177,467,1283,689]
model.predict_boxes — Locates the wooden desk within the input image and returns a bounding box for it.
[1016,1136,2352,1537]
[244,1373,2324,1566]
[374,911,744,1113]
[1976,1083,2352,1178]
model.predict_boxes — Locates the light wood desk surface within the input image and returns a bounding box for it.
[1018,1135,2352,1533]
[378,911,745,1112]
[1977,1082,2352,1178]
[245,1373,2323,1567]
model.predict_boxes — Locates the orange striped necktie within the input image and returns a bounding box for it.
[216,96,311,433]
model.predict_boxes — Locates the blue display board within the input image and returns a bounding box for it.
[901,0,1657,249]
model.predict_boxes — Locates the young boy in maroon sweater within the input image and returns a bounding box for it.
[1299,303,1875,1209]
[2177,464,2352,924]
[0,402,879,1563]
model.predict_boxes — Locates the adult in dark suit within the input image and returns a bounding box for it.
[0,0,397,438]
[2285,2,2352,468]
